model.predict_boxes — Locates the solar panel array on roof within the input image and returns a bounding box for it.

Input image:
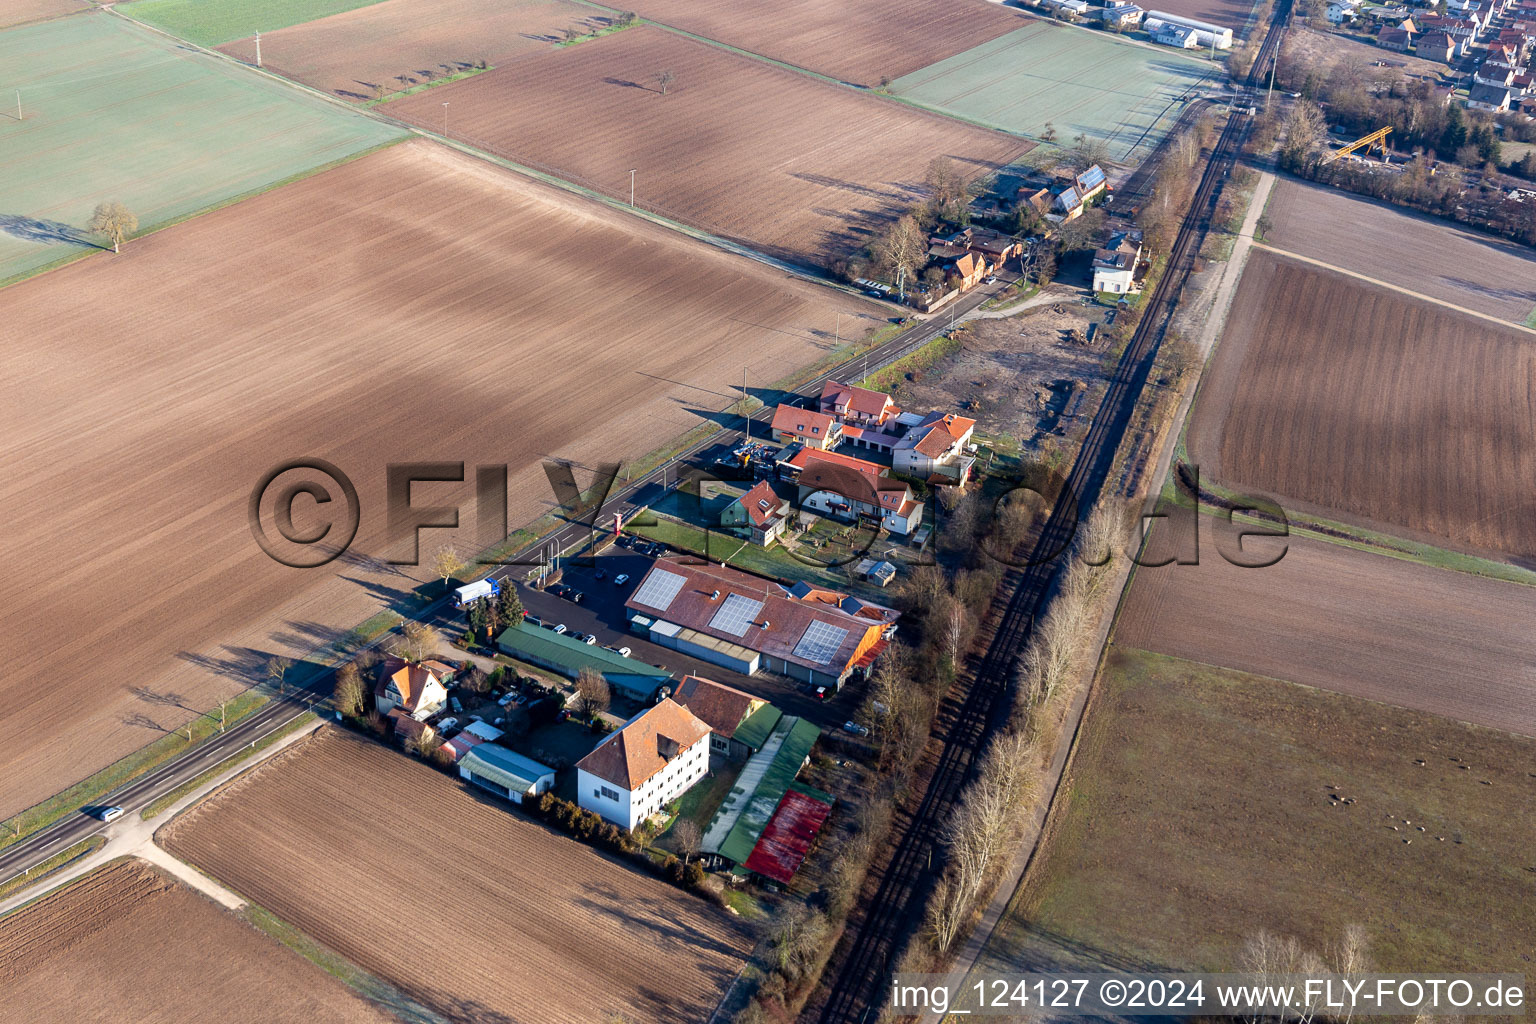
[710,593,764,637]
[631,568,687,612]
[1078,164,1106,190]
[792,620,849,666]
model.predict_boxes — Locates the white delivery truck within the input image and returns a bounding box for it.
[452,578,501,609]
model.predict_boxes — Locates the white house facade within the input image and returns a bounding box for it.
[576,698,711,830]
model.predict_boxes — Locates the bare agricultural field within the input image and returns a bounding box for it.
[1185,249,1536,560]
[0,137,875,820]
[0,0,89,29]
[0,860,391,1023]
[1281,26,1448,86]
[1142,0,1261,33]
[1115,531,1536,737]
[217,0,591,102]
[387,27,1032,267]
[162,729,753,1024]
[1262,176,1536,325]
[976,647,1536,979]
[618,0,1030,86]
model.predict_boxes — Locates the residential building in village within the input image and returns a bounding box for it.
[576,697,712,829]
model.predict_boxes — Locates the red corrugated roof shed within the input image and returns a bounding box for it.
[743,788,834,883]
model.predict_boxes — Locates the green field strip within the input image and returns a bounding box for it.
[1524,305,1536,329]
[116,0,387,47]
[0,14,406,285]
[888,21,1215,162]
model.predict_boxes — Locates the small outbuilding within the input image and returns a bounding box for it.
[459,744,556,805]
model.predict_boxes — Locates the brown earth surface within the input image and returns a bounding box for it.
[980,646,1536,976]
[0,136,876,819]
[161,729,754,1024]
[617,0,1029,86]
[0,860,392,1023]
[1115,530,1536,736]
[892,303,1105,447]
[1281,26,1449,85]
[387,26,1033,267]
[1143,0,1261,33]
[1262,175,1536,325]
[218,0,589,102]
[0,0,87,29]
[1185,248,1536,560]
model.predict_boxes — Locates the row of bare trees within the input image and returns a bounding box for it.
[924,502,1125,956]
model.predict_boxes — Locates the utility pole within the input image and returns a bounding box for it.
[254,30,261,67]
[742,366,750,440]
[629,168,636,206]
[15,90,20,121]
[442,101,449,135]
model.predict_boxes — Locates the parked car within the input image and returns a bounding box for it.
[617,647,631,658]
[450,697,463,713]
[497,692,516,707]
[436,717,460,734]
[813,685,831,700]
[594,568,606,580]
[842,721,870,737]
[568,591,585,604]
[614,573,630,585]
[582,634,597,646]
[96,806,124,823]
[552,623,567,634]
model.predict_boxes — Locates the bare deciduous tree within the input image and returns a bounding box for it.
[334,661,367,717]
[672,818,702,862]
[573,667,611,718]
[267,655,292,696]
[433,546,465,589]
[656,69,676,95]
[88,201,137,254]
[400,620,439,662]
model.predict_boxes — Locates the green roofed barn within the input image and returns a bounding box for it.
[497,620,670,702]
[458,744,556,805]
[701,716,825,872]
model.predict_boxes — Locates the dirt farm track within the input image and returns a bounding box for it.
[389,27,1031,267]
[1116,532,1536,737]
[0,860,391,1023]
[162,729,754,1024]
[619,0,1030,86]
[1187,249,1536,560]
[0,137,874,821]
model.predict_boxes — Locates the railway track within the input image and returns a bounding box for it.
[812,4,1291,1020]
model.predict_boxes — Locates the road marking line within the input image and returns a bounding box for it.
[1250,241,1536,337]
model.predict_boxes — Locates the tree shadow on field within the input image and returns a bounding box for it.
[0,214,99,248]
[176,645,272,684]
[574,883,750,960]
[602,75,657,93]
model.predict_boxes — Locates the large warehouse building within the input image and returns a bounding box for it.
[1144,10,1234,48]
[623,559,897,689]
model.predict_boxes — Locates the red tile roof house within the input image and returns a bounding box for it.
[783,447,924,536]
[373,657,452,721]
[818,380,898,428]
[1417,29,1457,60]
[623,558,897,688]
[720,479,792,546]
[576,697,712,830]
[892,412,977,484]
[670,674,783,762]
[769,404,841,450]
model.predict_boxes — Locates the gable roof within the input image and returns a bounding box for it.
[702,716,824,863]
[770,404,837,440]
[819,380,894,418]
[378,657,444,712]
[731,479,787,530]
[671,675,777,742]
[461,744,555,792]
[576,697,711,791]
[625,559,896,674]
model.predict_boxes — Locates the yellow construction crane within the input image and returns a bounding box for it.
[1329,126,1393,161]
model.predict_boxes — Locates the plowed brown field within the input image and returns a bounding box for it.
[619,0,1029,86]
[1187,249,1536,559]
[1115,532,1536,736]
[162,729,753,1024]
[0,137,874,820]
[0,0,86,28]
[388,27,1032,266]
[0,860,390,1023]
[1262,176,1536,325]
[218,0,587,102]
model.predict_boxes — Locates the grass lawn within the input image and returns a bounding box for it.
[661,764,742,851]
[0,14,404,284]
[975,647,1536,976]
[118,0,387,46]
[889,20,1215,162]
